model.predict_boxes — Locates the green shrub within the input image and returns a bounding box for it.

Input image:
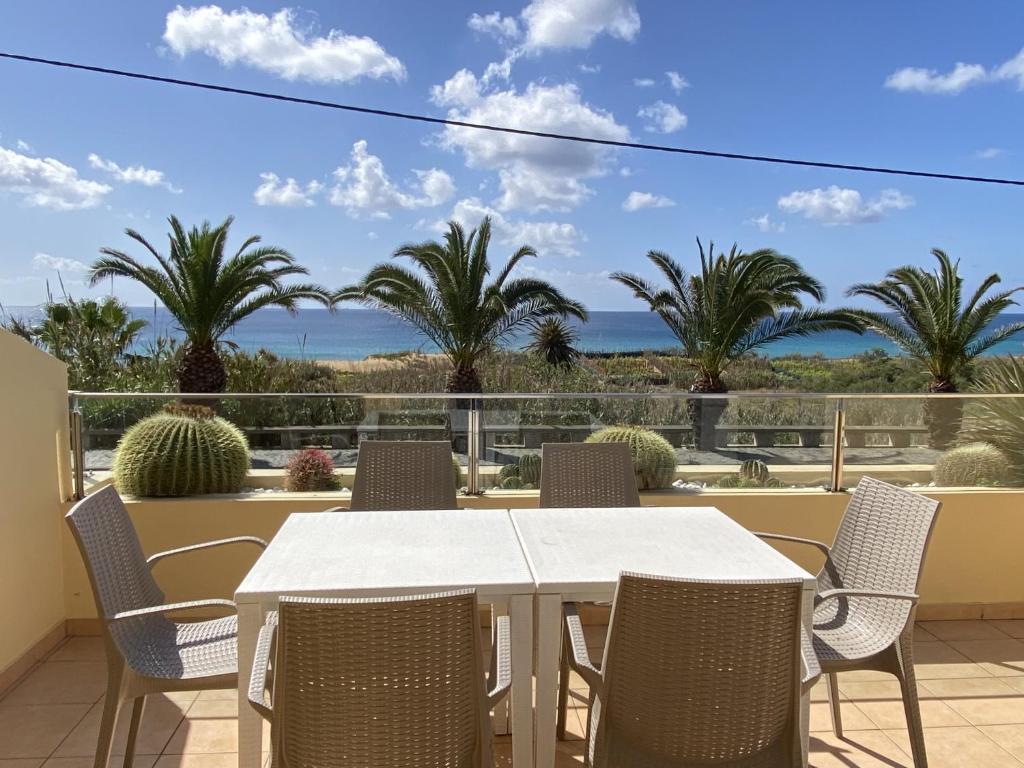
[113,405,250,497]
[285,448,339,492]
[585,426,677,489]
[933,443,1012,487]
[518,453,541,485]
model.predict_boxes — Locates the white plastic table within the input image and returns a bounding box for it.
[511,506,817,768]
[234,509,537,768]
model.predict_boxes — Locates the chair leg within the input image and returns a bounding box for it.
[121,696,146,768]
[895,634,928,768]
[93,675,125,768]
[827,671,843,738]
[556,622,570,741]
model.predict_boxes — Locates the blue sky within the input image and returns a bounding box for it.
[1,1,1023,311]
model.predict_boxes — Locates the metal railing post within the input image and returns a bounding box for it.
[829,398,845,492]
[69,394,85,501]
[467,397,481,495]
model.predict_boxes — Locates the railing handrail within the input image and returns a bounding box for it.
[68,390,1024,401]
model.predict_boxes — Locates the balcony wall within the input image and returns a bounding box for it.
[0,330,72,688]
[58,486,1024,631]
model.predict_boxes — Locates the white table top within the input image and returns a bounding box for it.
[236,509,535,601]
[511,506,814,594]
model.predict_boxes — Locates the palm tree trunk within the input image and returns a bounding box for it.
[179,341,227,394]
[923,379,962,450]
[445,364,482,457]
[688,373,728,452]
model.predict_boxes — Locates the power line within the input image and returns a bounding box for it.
[3,50,1023,188]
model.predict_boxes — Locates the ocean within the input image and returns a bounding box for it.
[9,306,1024,360]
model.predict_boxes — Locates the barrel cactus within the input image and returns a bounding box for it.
[285,448,339,492]
[452,454,462,490]
[501,476,524,490]
[518,453,542,485]
[498,463,520,482]
[739,459,770,484]
[933,442,1012,487]
[113,404,250,497]
[585,426,677,490]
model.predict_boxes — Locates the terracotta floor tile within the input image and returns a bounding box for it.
[914,624,941,642]
[0,761,44,768]
[980,725,1024,762]
[921,677,1024,726]
[921,620,1011,641]
[0,663,106,706]
[912,641,990,679]
[947,639,1024,677]
[990,621,1024,640]
[884,726,1022,768]
[44,758,156,768]
[841,681,967,730]
[46,639,104,664]
[0,705,91,759]
[192,690,235,703]
[53,695,189,758]
[164,719,268,755]
[186,700,237,720]
[154,755,241,768]
[810,700,876,733]
[808,731,912,768]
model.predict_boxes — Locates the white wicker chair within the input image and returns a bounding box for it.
[563,572,818,767]
[249,590,511,768]
[65,485,267,768]
[756,476,941,768]
[349,440,458,511]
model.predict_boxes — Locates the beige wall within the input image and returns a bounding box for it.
[61,487,1024,625]
[0,330,71,676]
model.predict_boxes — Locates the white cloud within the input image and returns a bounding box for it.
[666,71,689,92]
[0,146,110,210]
[432,74,630,212]
[622,191,675,212]
[15,140,33,154]
[329,140,455,218]
[578,63,601,74]
[162,5,405,84]
[441,197,582,257]
[637,101,687,133]
[88,153,181,193]
[32,253,89,272]
[975,147,1005,159]
[367,231,379,240]
[884,62,988,94]
[633,77,655,87]
[253,172,322,207]
[778,186,914,225]
[467,11,520,42]
[995,49,1024,88]
[619,166,633,177]
[521,0,640,51]
[748,213,785,233]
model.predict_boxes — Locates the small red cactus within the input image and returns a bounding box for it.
[285,448,339,492]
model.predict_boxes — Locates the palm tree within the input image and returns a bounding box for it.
[847,248,1024,447]
[338,217,587,392]
[526,318,581,367]
[612,240,864,449]
[90,215,332,393]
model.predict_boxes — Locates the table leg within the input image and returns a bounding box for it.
[509,594,534,768]
[237,600,263,768]
[534,594,563,768]
[491,599,510,736]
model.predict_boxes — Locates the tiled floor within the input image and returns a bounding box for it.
[2,620,1024,767]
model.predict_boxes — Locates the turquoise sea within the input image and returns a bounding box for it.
[8,307,1024,360]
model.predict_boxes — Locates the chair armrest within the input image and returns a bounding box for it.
[752,532,831,557]
[109,598,236,622]
[816,589,919,606]
[148,536,268,567]
[248,617,277,721]
[486,615,511,709]
[563,604,602,692]
[800,624,821,690]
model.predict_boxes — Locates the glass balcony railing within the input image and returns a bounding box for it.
[67,391,1024,499]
